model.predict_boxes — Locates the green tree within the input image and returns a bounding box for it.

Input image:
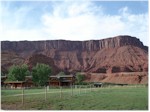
[7,64,29,81]
[32,63,51,86]
[76,72,85,84]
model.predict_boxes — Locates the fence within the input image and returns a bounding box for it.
[2,84,147,106]
[1,84,100,105]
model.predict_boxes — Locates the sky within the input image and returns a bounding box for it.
[0,0,149,46]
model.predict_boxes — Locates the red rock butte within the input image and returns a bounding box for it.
[1,35,148,84]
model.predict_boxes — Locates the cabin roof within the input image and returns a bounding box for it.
[50,75,74,78]
[4,81,25,84]
[25,75,74,78]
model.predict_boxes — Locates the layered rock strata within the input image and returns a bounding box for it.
[1,35,148,84]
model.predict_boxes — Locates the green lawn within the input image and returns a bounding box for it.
[1,86,148,110]
[1,88,60,96]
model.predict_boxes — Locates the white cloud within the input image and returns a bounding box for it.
[41,1,148,45]
[0,2,2,34]
[2,29,49,41]
[118,7,149,45]
[1,2,48,41]
[1,1,149,46]
[42,1,124,40]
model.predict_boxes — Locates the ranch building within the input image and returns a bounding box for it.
[2,75,75,88]
[4,81,26,89]
[49,75,75,86]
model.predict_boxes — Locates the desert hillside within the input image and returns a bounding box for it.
[1,35,148,84]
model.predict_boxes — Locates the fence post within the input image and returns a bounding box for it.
[79,85,81,95]
[22,87,24,105]
[71,85,73,97]
[86,85,87,93]
[60,86,62,98]
[45,86,47,101]
[90,84,92,92]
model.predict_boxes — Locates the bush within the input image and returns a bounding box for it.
[76,72,85,84]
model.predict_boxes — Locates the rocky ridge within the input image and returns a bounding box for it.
[1,35,148,84]
[1,35,147,52]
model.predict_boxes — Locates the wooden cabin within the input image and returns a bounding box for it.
[2,75,75,88]
[49,75,75,87]
[25,76,34,87]
[4,81,26,89]
[24,75,75,87]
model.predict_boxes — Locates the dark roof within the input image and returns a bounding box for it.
[25,75,74,79]
[61,80,73,82]
[50,75,74,78]
[4,81,25,84]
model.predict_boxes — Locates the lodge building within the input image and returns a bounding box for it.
[49,75,75,86]
[2,75,75,89]
[4,81,26,89]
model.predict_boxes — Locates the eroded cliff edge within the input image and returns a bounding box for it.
[1,35,148,84]
[1,35,148,52]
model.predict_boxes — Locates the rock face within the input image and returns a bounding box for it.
[1,35,148,84]
[1,51,24,74]
[83,72,148,84]
[25,54,60,75]
[1,35,147,52]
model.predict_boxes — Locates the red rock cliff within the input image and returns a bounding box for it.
[1,35,147,52]
[1,35,148,74]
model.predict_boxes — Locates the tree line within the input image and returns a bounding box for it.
[7,63,51,86]
[6,63,85,86]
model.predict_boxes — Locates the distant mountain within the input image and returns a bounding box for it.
[1,35,148,84]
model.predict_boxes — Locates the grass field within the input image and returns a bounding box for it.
[1,86,148,110]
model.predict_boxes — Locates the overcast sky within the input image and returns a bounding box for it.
[0,0,149,46]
